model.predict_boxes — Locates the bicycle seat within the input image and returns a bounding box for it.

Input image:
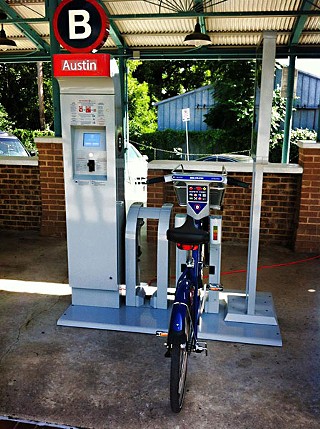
[167,215,209,245]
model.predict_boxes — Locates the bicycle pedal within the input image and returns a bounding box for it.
[156,331,168,337]
[208,283,223,292]
[195,342,208,355]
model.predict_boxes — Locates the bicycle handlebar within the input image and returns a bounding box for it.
[147,174,249,188]
[226,176,249,188]
[146,176,165,184]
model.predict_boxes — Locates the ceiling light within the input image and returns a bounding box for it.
[0,24,17,47]
[183,22,212,47]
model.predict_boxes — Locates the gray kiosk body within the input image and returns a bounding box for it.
[56,59,125,310]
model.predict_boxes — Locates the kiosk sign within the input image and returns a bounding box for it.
[53,53,111,77]
[53,0,109,53]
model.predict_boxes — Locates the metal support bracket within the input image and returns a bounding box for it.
[125,202,173,309]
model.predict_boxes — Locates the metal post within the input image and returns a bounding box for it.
[46,0,61,137]
[185,120,189,161]
[281,56,296,163]
[246,32,276,316]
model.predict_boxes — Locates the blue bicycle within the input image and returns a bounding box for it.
[153,167,248,412]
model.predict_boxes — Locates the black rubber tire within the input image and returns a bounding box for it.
[170,342,188,413]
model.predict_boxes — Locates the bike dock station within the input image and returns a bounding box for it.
[56,32,282,348]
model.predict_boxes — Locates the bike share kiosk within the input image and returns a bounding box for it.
[54,53,173,330]
[54,54,125,317]
[52,0,173,331]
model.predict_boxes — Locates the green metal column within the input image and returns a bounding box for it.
[46,0,61,137]
[118,55,129,144]
[281,56,296,163]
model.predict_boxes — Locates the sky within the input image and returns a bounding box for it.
[277,58,320,77]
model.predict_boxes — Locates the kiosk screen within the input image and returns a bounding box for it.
[83,133,101,147]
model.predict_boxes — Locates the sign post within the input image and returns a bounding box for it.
[182,108,190,160]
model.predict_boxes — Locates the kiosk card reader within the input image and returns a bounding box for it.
[54,54,124,309]
[72,127,107,180]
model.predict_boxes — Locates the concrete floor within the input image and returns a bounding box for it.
[0,230,319,429]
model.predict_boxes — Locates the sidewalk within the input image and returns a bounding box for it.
[0,230,319,429]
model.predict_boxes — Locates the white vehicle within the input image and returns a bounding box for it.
[0,131,35,157]
[125,143,148,212]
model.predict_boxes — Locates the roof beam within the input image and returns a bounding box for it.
[0,0,50,52]
[99,44,320,60]
[290,0,315,46]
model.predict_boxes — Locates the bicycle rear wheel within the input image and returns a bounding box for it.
[170,342,188,413]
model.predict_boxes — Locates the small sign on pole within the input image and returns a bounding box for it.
[182,108,190,160]
[182,108,190,122]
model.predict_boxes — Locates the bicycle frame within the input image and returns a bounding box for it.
[168,221,205,349]
[151,167,248,412]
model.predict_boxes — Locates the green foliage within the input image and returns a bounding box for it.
[204,61,256,152]
[128,61,157,138]
[0,103,14,131]
[269,128,317,163]
[132,60,215,101]
[0,63,53,130]
[12,128,54,153]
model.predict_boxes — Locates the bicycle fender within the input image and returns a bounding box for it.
[168,304,188,345]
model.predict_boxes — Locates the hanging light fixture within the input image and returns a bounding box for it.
[0,24,17,47]
[183,21,212,47]
[0,9,6,20]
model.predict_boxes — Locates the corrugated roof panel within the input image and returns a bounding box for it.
[11,4,46,19]
[206,17,295,32]
[211,0,301,13]
[276,33,291,45]
[103,1,164,15]
[101,36,117,48]
[211,33,262,46]
[115,18,193,34]
[305,16,320,30]
[28,23,49,37]
[300,33,320,45]
[1,24,26,39]
[3,36,45,51]
[124,34,187,47]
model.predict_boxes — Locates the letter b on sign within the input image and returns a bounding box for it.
[53,0,109,53]
[69,10,91,40]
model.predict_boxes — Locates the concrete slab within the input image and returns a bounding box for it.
[0,230,319,428]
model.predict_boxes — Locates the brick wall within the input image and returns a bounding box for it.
[294,141,320,253]
[35,138,66,237]
[147,168,300,249]
[0,160,41,231]
[1,141,320,253]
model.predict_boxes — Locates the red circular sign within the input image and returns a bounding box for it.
[53,0,109,53]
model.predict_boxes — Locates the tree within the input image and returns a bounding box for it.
[0,62,53,130]
[127,60,157,139]
[0,103,14,131]
[204,61,256,152]
[132,60,215,101]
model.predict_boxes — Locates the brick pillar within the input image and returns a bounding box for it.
[295,141,320,253]
[35,137,66,237]
[147,169,166,241]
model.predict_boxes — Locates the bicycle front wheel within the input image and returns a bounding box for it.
[170,342,188,413]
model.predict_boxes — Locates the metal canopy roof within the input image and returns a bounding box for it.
[0,0,319,62]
